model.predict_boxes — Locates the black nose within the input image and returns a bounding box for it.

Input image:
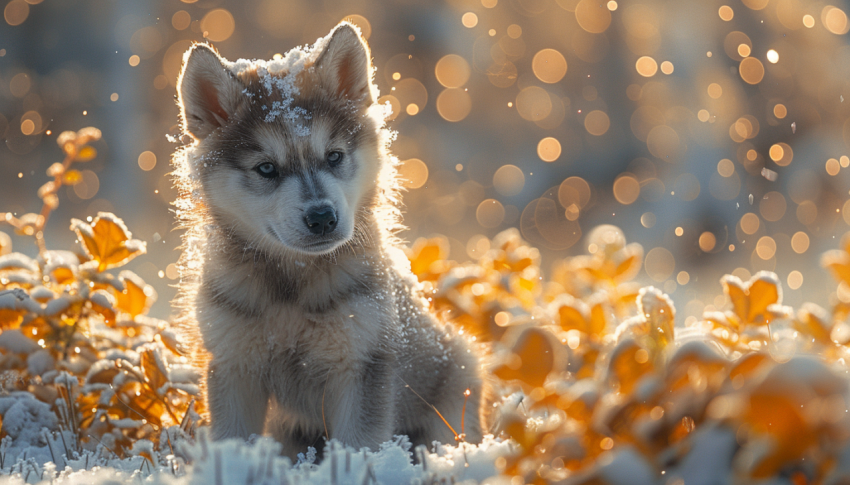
[304,206,337,235]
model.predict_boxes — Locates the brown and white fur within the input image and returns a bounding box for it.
[171,23,485,458]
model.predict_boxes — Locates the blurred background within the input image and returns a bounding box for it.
[1,0,850,324]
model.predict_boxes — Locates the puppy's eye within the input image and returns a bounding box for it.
[255,162,278,178]
[327,151,343,167]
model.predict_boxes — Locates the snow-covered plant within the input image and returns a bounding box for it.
[0,128,200,459]
[407,225,850,484]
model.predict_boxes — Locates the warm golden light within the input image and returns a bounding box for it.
[436,88,472,122]
[824,6,849,34]
[461,12,478,28]
[516,87,552,121]
[20,119,34,136]
[435,55,471,88]
[584,110,610,136]
[739,57,765,84]
[787,271,803,290]
[827,158,841,175]
[613,175,640,204]
[476,199,505,227]
[756,236,777,260]
[532,49,568,83]
[719,5,734,20]
[200,9,235,42]
[803,14,816,28]
[699,232,717,252]
[494,165,525,196]
[792,232,810,254]
[4,0,28,26]
[717,159,735,177]
[635,56,658,77]
[645,247,675,282]
[138,151,157,171]
[575,0,612,33]
[742,0,769,10]
[707,83,723,98]
[537,137,562,162]
[766,49,779,63]
[397,158,428,188]
[172,10,191,30]
[741,213,760,235]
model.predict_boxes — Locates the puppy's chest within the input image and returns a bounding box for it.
[201,256,398,369]
[261,296,393,368]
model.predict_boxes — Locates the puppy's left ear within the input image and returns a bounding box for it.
[178,44,244,141]
[314,23,375,107]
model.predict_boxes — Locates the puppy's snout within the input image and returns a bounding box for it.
[304,206,337,235]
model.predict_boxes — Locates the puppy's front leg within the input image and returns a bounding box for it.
[328,353,395,450]
[207,360,269,441]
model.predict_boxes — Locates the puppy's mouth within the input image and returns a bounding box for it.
[266,226,346,255]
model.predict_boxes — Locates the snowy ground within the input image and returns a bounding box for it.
[0,415,514,485]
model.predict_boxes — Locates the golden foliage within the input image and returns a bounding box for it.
[411,224,850,483]
[0,128,199,457]
[71,215,146,272]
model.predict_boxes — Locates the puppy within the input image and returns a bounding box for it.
[171,23,485,458]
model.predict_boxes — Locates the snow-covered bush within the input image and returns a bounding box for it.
[0,128,200,466]
[406,226,850,483]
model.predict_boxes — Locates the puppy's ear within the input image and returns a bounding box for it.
[178,44,243,141]
[314,23,375,107]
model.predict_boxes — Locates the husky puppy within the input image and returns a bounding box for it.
[171,23,484,457]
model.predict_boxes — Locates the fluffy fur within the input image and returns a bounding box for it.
[171,23,486,458]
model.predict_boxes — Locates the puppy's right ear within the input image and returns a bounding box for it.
[177,44,243,141]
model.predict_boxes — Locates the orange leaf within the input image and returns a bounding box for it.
[406,237,448,277]
[113,271,152,318]
[89,289,116,325]
[638,287,675,350]
[501,413,540,450]
[721,272,782,326]
[62,169,83,185]
[794,304,832,345]
[493,328,562,388]
[558,304,589,334]
[75,146,97,162]
[588,303,607,336]
[722,275,749,324]
[51,267,75,285]
[0,231,10,255]
[613,244,643,281]
[608,340,653,394]
[141,348,168,393]
[70,213,146,272]
[86,363,119,385]
[729,352,771,382]
[747,274,781,323]
[0,309,24,329]
[746,392,813,477]
[822,250,850,286]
